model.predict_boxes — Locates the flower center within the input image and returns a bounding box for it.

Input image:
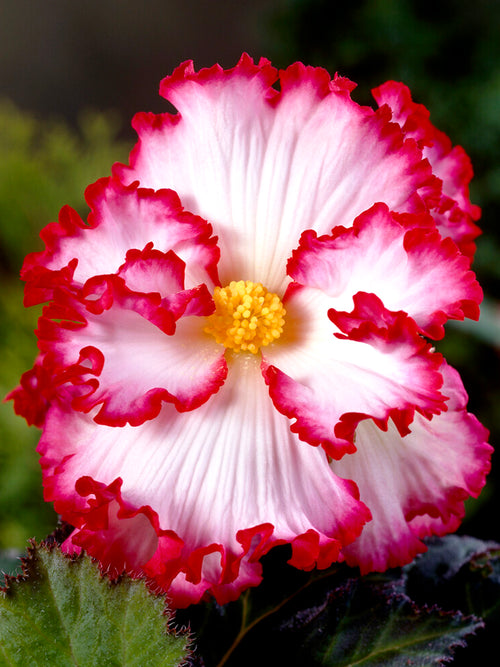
[205,280,286,354]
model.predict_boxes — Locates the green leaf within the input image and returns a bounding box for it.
[0,541,190,666]
[405,535,500,623]
[404,536,500,665]
[180,540,487,666]
[274,577,483,666]
[215,574,483,667]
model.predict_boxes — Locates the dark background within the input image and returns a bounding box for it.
[0,0,272,128]
[0,0,498,551]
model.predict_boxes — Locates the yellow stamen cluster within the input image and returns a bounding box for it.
[205,280,286,354]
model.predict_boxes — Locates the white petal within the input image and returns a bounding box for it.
[332,363,492,572]
[118,59,432,294]
[41,355,368,560]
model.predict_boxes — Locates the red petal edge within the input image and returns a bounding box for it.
[34,276,225,426]
[57,475,346,608]
[372,81,481,259]
[21,177,220,305]
[264,292,445,459]
[115,54,440,224]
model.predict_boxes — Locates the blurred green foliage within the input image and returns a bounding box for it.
[0,104,130,548]
[0,103,130,274]
[267,0,500,287]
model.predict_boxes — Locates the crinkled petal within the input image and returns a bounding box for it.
[117,245,186,296]
[333,362,492,573]
[288,203,482,339]
[373,81,481,258]
[6,356,55,428]
[37,275,226,426]
[21,178,220,304]
[40,354,370,607]
[115,54,437,294]
[263,289,445,459]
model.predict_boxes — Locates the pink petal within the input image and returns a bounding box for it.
[37,274,226,426]
[21,178,220,303]
[263,289,445,459]
[372,81,481,258]
[115,55,436,295]
[117,245,186,296]
[288,203,482,339]
[40,355,370,607]
[333,362,492,573]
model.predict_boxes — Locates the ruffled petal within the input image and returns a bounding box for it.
[332,362,492,573]
[117,245,186,296]
[263,289,445,459]
[372,81,481,258]
[6,356,55,427]
[21,178,220,305]
[288,203,482,339]
[37,274,226,426]
[39,354,370,607]
[115,54,436,294]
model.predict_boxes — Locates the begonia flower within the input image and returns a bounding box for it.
[10,55,491,608]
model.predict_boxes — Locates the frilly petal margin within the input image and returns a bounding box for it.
[6,356,55,427]
[263,289,446,459]
[287,203,482,339]
[115,53,438,294]
[332,362,492,573]
[35,273,226,426]
[372,81,481,259]
[38,355,370,607]
[60,478,275,608]
[21,177,220,306]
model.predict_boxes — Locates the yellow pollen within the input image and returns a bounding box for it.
[204,280,286,354]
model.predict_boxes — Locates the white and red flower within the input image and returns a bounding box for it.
[10,55,491,608]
